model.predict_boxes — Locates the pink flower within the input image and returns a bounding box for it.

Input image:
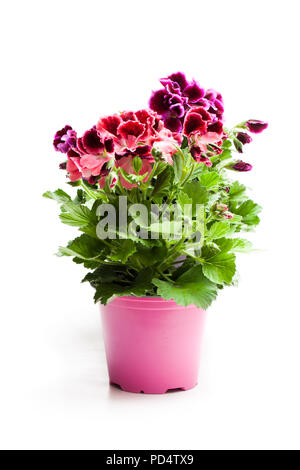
[118,120,145,150]
[183,107,223,148]
[97,108,178,162]
[97,114,122,137]
[80,154,110,179]
[66,150,82,182]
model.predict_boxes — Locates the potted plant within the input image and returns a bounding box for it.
[44,72,267,394]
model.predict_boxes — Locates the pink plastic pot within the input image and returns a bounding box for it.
[100,296,206,394]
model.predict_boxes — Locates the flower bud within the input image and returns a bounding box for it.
[236,132,252,145]
[215,203,228,212]
[223,212,234,219]
[246,120,268,134]
[230,160,253,172]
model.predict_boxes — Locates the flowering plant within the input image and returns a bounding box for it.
[44,72,267,309]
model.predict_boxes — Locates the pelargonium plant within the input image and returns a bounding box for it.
[44,72,267,309]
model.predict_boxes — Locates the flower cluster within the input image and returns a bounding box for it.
[149,72,225,167]
[53,109,179,188]
[53,72,268,187]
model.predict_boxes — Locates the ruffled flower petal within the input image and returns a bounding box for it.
[149,90,169,114]
[97,114,122,137]
[81,128,104,155]
[53,125,77,153]
[118,120,145,149]
[183,112,207,136]
[162,72,188,91]
[183,80,205,103]
[164,116,183,133]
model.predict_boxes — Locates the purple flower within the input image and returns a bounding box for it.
[246,120,268,133]
[53,125,77,153]
[231,160,253,172]
[149,72,224,132]
[183,80,205,103]
[236,132,252,144]
[161,72,188,91]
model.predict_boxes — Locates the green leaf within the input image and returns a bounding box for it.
[207,221,232,240]
[177,191,193,210]
[91,268,153,305]
[130,244,168,267]
[73,189,88,205]
[153,161,168,177]
[172,152,184,182]
[183,181,209,205]
[57,234,105,260]
[152,166,173,198]
[202,252,236,284]
[119,167,148,184]
[216,237,253,253]
[221,139,232,149]
[72,257,102,269]
[233,138,243,153]
[181,136,189,149]
[43,189,71,204]
[110,239,137,264]
[133,156,142,174]
[233,200,262,225]
[199,172,222,190]
[228,181,247,201]
[59,202,95,227]
[218,149,232,161]
[82,263,129,284]
[153,266,218,309]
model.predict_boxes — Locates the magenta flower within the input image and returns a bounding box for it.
[231,160,253,172]
[149,90,170,115]
[98,114,122,137]
[236,132,252,144]
[118,120,145,150]
[183,80,205,103]
[161,72,188,91]
[149,72,224,134]
[190,146,212,167]
[246,120,268,133]
[80,128,104,155]
[183,112,207,136]
[53,125,77,153]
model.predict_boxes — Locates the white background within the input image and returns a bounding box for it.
[1,0,300,450]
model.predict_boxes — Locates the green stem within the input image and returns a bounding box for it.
[81,180,98,199]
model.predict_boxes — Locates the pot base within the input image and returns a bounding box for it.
[110,381,197,394]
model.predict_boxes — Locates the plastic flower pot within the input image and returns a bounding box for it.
[100,296,206,394]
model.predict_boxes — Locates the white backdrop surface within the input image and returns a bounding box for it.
[1,0,300,450]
